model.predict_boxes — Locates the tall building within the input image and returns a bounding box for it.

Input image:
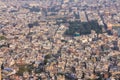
[64,0,69,3]
[74,0,79,2]
[107,23,112,30]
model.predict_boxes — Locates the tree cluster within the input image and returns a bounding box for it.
[65,20,102,36]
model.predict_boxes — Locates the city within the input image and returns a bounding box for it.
[0,0,120,80]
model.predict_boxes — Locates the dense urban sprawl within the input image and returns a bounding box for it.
[0,0,120,80]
